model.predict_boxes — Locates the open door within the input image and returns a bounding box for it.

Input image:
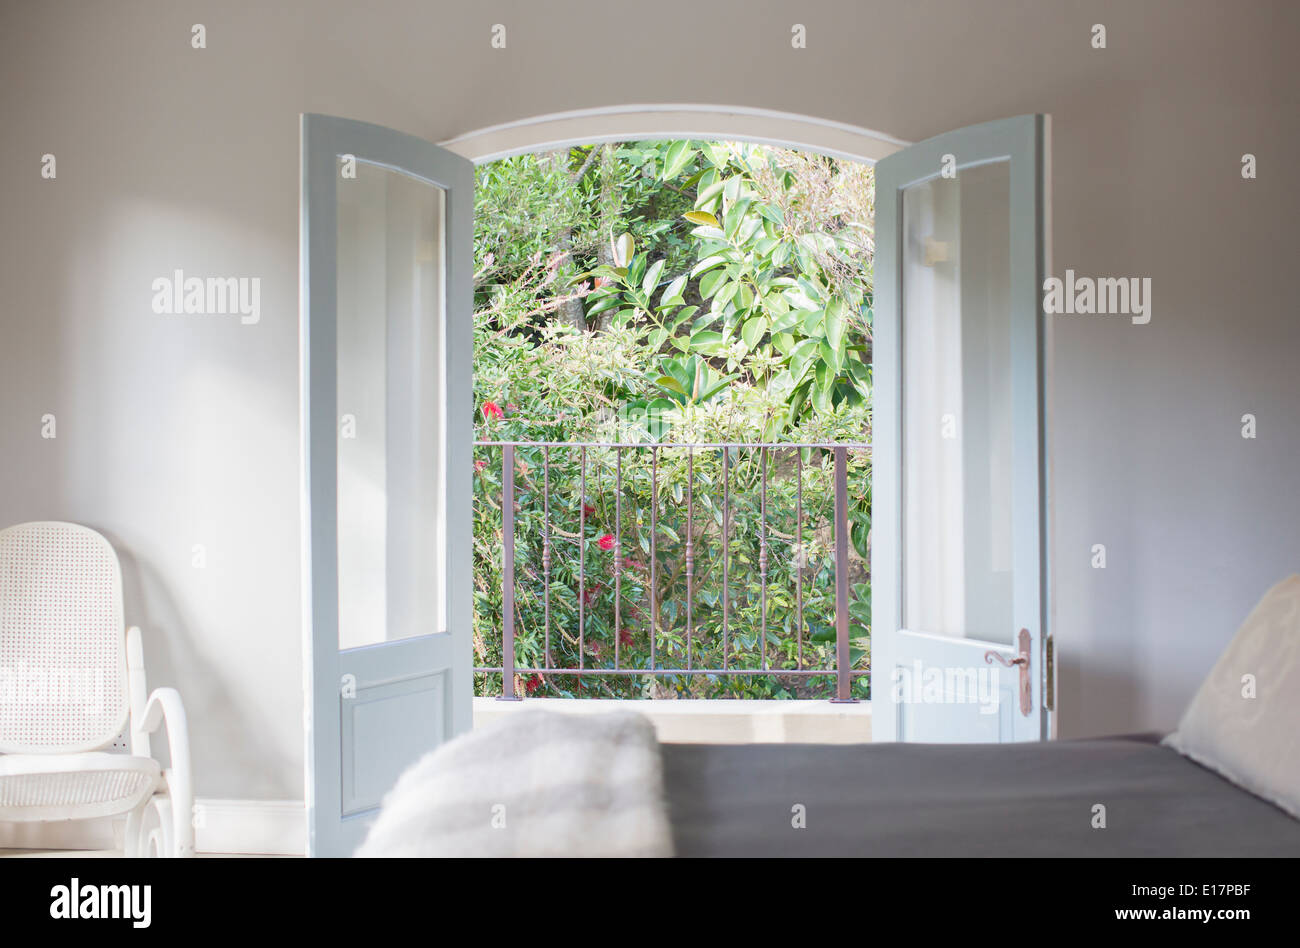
[300,114,474,855]
[871,115,1052,743]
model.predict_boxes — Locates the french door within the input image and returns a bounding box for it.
[871,115,1052,742]
[300,114,474,856]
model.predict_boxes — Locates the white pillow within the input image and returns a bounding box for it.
[1163,574,1300,819]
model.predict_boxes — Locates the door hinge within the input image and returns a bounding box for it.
[1044,635,1055,711]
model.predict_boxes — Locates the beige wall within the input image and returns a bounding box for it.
[1,0,1296,798]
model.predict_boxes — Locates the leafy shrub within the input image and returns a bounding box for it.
[472,141,873,700]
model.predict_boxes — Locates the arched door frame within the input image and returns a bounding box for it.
[439,103,910,165]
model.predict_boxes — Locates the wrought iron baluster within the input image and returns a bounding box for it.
[722,447,730,671]
[760,446,768,672]
[685,448,694,672]
[833,446,854,702]
[579,446,586,684]
[796,447,804,670]
[614,447,622,670]
[650,447,658,672]
[500,445,520,700]
[543,446,551,671]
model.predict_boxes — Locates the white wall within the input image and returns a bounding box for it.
[1,0,1296,798]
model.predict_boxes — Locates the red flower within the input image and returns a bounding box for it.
[525,674,543,695]
[481,401,503,421]
[582,503,595,518]
[474,459,487,472]
[618,628,635,648]
[597,534,615,552]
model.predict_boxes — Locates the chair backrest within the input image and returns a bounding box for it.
[0,521,129,753]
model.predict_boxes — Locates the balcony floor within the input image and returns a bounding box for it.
[473,696,872,743]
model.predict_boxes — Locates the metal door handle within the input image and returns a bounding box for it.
[983,652,1027,668]
[983,629,1033,717]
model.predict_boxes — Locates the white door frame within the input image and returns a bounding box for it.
[438,104,1054,737]
[438,103,910,166]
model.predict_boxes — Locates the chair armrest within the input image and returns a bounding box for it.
[128,687,197,857]
[140,689,191,775]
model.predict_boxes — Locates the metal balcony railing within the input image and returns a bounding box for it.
[472,441,870,702]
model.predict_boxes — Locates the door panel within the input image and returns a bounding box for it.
[341,671,446,815]
[872,115,1051,743]
[301,114,474,855]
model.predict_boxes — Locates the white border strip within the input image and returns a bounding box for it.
[440,103,910,165]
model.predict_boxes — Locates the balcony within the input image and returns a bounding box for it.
[471,440,871,738]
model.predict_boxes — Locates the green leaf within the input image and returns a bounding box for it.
[660,274,687,307]
[655,375,687,396]
[641,258,665,296]
[694,179,724,209]
[769,308,801,335]
[691,226,727,241]
[788,337,821,379]
[740,316,767,350]
[825,297,847,351]
[628,253,646,287]
[586,294,623,317]
[669,305,699,329]
[724,198,752,241]
[757,204,785,227]
[696,374,737,403]
[699,270,728,300]
[683,210,719,228]
[819,339,842,375]
[663,141,697,180]
[713,280,739,309]
[803,308,826,336]
[690,254,728,278]
[612,233,634,268]
[689,330,726,355]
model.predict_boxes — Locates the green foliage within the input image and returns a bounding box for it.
[570,141,874,439]
[472,140,874,700]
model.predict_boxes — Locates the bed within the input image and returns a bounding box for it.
[661,734,1300,857]
[358,578,1300,858]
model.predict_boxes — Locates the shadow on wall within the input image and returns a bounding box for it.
[113,536,297,798]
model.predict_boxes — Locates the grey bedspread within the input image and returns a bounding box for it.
[661,735,1300,856]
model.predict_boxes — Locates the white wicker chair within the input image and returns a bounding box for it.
[0,521,194,857]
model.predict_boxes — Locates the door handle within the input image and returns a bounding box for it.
[983,628,1032,717]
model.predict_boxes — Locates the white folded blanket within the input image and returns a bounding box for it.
[355,709,673,857]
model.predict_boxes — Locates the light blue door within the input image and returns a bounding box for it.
[871,115,1052,743]
[301,114,474,855]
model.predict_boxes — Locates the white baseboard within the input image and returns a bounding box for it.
[191,799,305,856]
[1,798,306,856]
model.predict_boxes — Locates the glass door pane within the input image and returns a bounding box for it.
[335,160,445,649]
[901,160,1014,644]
